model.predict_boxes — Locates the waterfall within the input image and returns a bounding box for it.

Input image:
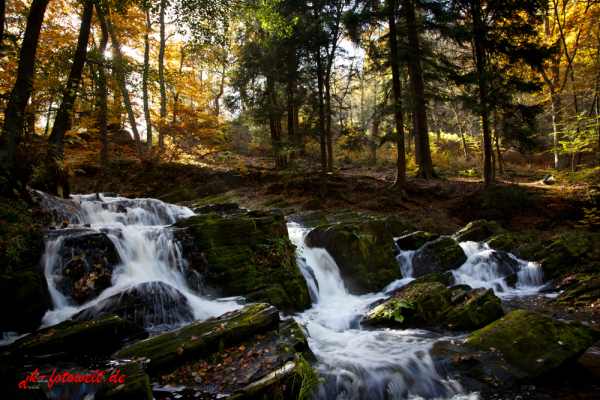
[452,242,544,297]
[40,193,241,329]
[289,224,463,400]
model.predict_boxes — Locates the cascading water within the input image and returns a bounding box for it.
[39,192,241,330]
[452,242,544,297]
[289,224,465,400]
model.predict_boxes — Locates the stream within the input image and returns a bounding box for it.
[4,193,600,400]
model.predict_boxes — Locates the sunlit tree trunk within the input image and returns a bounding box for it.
[143,9,152,154]
[158,0,166,148]
[96,2,110,182]
[0,0,50,168]
[104,10,144,158]
[46,1,94,164]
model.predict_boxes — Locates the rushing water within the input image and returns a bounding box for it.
[39,192,242,330]
[289,225,547,400]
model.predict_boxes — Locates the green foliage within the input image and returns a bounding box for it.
[0,197,41,275]
[381,299,413,323]
[258,236,297,273]
[577,207,600,232]
[482,184,540,210]
[459,169,479,178]
[294,353,323,400]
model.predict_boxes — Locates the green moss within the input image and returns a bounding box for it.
[487,231,539,253]
[94,363,152,400]
[441,288,505,331]
[467,310,600,375]
[176,213,221,227]
[430,237,467,271]
[383,215,416,237]
[115,304,279,377]
[188,218,262,250]
[158,188,196,204]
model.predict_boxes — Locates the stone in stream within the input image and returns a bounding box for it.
[53,233,120,304]
[304,219,400,294]
[432,310,600,389]
[411,237,468,278]
[531,232,600,279]
[73,281,194,327]
[551,273,600,305]
[286,210,328,228]
[395,231,440,251]
[177,210,311,311]
[114,303,313,400]
[0,314,146,359]
[453,220,503,243]
[363,282,504,332]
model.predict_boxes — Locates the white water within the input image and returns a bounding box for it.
[40,193,241,328]
[452,242,544,298]
[289,224,463,400]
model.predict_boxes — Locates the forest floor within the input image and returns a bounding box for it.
[66,139,600,241]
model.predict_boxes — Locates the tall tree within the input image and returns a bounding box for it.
[46,0,94,165]
[95,1,110,182]
[0,0,50,169]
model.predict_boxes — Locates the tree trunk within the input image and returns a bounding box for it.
[316,39,327,197]
[96,2,110,182]
[104,10,144,157]
[388,0,406,190]
[0,0,50,167]
[46,1,93,164]
[287,72,295,160]
[0,0,5,48]
[471,0,493,187]
[44,98,53,136]
[143,9,152,154]
[158,0,166,148]
[404,0,435,179]
[267,78,283,169]
[214,63,225,117]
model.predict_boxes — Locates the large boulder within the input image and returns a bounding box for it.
[363,282,504,332]
[432,310,600,390]
[383,215,416,237]
[453,220,503,243]
[287,210,328,228]
[74,281,194,327]
[532,232,600,279]
[305,220,400,294]
[115,303,280,376]
[411,237,467,278]
[551,273,600,305]
[178,211,311,311]
[94,362,153,400]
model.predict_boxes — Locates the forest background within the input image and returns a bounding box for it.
[0,0,599,235]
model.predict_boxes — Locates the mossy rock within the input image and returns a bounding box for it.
[383,215,416,237]
[158,188,197,204]
[115,303,279,377]
[411,237,467,278]
[176,213,221,227]
[245,284,291,309]
[363,282,452,328]
[326,210,377,224]
[533,232,600,279]
[305,220,400,294]
[486,231,539,253]
[187,217,263,250]
[0,265,52,333]
[453,220,503,243]
[396,231,440,251]
[94,362,152,400]
[552,273,600,304]
[440,288,504,331]
[10,315,146,357]
[465,309,600,376]
[287,211,328,228]
[409,271,451,286]
[262,270,311,311]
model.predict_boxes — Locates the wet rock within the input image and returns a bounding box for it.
[287,211,328,228]
[245,284,292,309]
[453,220,503,243]
[433,310,600,390]
[195,202,240,214]
[326,210,377,224]
[54,233,119,304]
[486,231,539,254]
[411,237,467,278]
[395,231,440,251]
[440,288,505,331]
[158,188,197,204]
[74,281,194,327]
[94,362,152,400]
[410,271,452,286]
[305,220,400,294]
[533,232,600,279]
[363,282,452,328]
[383,215,416,237]
[552,273,600,304]
[115,303,280,376]
[4,315,146,358]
